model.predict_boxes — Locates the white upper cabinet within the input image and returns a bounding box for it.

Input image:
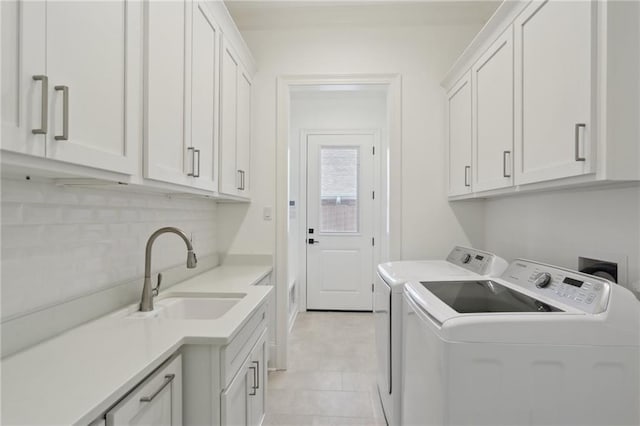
[219,36,253,198]
[190,2,220,192]
[144,0,221,191]
[472,28,514,192]
[236,67,252,197]
[144,0,190,186]
[443,0,639,199]
[1,0,140,174]
[447,72,473,197]
[220,40,239,195]
[513,0,593,185]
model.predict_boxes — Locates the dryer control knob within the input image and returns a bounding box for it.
[534,272,552,288]
[462,254,472,264]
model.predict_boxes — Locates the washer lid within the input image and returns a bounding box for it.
[421,280,562,314]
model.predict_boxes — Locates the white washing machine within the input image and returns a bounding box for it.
[374,246,507,426]
[402,259,640,426]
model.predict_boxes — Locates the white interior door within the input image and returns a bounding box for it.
[306,133,374,311]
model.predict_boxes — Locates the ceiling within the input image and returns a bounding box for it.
[225,0,502,31]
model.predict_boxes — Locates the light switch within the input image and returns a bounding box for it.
[263,206,272,221]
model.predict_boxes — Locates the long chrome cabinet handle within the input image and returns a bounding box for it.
[140,374,175,402]
[464,166,471,187]
[188,147,195,176]
[575,123,586,161]
[241,170,245,190]
[248,366,257,395]
[194,149,201,178]
[503,150,512,178]
[237,170,243,190]
[252,360,260,389]
[32,75,48,134]
[54,85,69,141]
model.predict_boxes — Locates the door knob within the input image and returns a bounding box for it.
[308,238,319,245]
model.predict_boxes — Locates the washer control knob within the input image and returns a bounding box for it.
[462,254,472,264]
[534,272,552,288]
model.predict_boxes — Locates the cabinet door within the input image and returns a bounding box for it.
[236,66,252,197]
[144,0,192,186]
[248,334,267,426]
[221,360,250,426]
[514,0,593,185]
[106,355,182,426]
[190,2,219,191]
[1,1,46,156]
[44,0,139,174]
[448,72,473,196]
[219,38,239,196]
[472,29,514,192]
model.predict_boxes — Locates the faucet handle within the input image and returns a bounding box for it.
[152,273,162,297]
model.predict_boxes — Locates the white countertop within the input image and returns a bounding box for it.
[1,264,272,426]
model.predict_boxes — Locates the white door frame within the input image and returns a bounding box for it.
[299,129,381,312]
[275,74,402,369]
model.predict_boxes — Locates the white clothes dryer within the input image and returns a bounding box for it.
[402,259,640,426]
[374,246,507,426]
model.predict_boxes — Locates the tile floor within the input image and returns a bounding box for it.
[264,312,387,426]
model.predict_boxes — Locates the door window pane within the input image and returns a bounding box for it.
[320,146,359,233]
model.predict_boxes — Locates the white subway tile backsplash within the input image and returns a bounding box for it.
[1,178,218,321]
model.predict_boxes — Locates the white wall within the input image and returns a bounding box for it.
[1,177,218,320]
[483,184,640,295]
[217,24,486,264]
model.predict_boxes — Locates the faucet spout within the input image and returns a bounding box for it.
[140,227,197,312]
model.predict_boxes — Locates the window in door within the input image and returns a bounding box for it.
[319,146,359,233]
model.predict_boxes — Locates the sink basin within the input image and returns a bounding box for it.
[127,296,243,320]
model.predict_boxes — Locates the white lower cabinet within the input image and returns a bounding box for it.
[105,355,182,426]
[181,302,268,426]
[221,331,267,426]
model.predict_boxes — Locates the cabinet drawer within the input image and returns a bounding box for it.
[105,354,182,426]
[221,304,266,388]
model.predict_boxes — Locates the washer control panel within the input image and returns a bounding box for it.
[446,246,498,275]
[501,260,610,314]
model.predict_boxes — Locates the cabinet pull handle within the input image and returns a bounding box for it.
[464,166,471,187]
[252,360,260,389]
[188,147,196,176]
[32,75,48,135]
[194,149,201,178]
[503,151,512,178]
[248,366,257,395]
[140,374,175,403]
[575,123,586,161]
[237,170,244,190]
[54,86,69,141]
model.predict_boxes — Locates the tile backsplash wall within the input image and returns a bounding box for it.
[1,177,218,320]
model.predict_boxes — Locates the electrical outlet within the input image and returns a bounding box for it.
[263,206,272,221]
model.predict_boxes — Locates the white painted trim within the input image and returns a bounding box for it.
[275,74,402,369]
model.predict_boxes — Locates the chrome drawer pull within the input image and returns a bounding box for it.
[503,150,512,178]
[32,75,48,135]
[54,85,69,141]
[248,366,257,395]
[140,374,175,403]
[252,360,260,389]
[464,166,471,187]
[575,123,586,161]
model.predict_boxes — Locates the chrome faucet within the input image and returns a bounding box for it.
[140,227,197,312]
